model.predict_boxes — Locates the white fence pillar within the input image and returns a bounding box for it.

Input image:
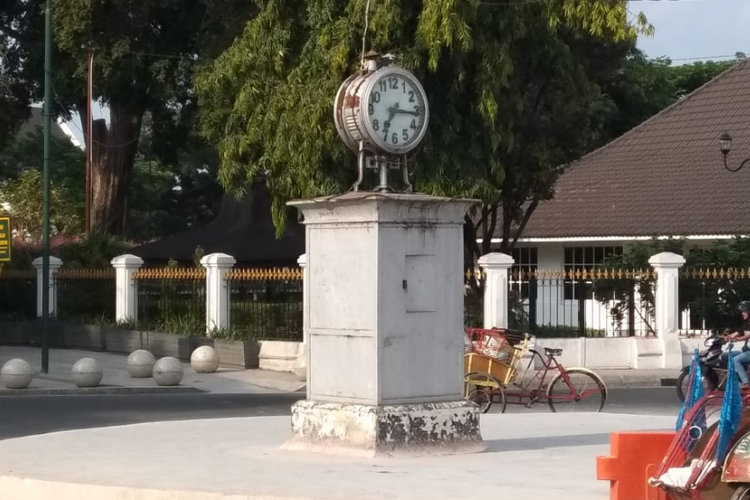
[111,254,144,324]
[478,252,515,329]
[294,254,308,382]
[649,251,686,369]
[201,253,236,335]
[32,256,62,318]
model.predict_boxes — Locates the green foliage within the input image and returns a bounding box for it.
[196,0,650,235]
[8,0,253,235]
[0,168,82,238]
[593,237,750,333]
[56,233,131,268]
[0,125,85,188]
[534,325,606,338]
[0,1,32,149]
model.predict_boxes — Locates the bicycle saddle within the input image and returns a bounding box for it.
[544,347,563,356]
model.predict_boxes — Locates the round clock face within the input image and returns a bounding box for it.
[363,69,429,154]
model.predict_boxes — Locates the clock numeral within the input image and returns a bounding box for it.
[389,77,399,90]
[373,119,379,131]
[402,81,407,93]
[379,80,387,92]
[402,129,409,141]
[408,90,415,103]
[413,105,419,114]
[410,119,417,130]
[372,91,381,103]
[368,104,374,116]
[383,129,389,142]
[391,133,398,145]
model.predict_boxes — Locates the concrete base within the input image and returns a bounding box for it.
[284,399,484,456]
[0,413,677,500]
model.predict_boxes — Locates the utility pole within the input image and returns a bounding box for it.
[85,46,94,234]
[41,0,53,373]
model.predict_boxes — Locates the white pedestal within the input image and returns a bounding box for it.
[286,192,482,455]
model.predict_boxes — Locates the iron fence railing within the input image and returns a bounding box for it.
[0,269,36,321]
[55,269,116,324]
[228,268,303,341]
[679,268,750,335]
[134,268,206,335]
[508,269,656,337]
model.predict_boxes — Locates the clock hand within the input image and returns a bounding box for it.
[393,108,420,117]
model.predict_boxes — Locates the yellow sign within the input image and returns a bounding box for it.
[0,217,10,262]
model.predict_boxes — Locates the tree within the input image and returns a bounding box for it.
[0,1,31,149]
[14,0,254,234]
[125,111,223,242]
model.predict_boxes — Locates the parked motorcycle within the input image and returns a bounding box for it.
[676,330,750,402]
[676,332,726,402]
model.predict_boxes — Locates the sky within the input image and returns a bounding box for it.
[632,0,749,62]
[63,0,750,146]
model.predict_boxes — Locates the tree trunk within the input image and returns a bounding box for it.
[90,103,145,234]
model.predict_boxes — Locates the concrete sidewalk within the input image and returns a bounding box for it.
[0,412,677,500]
[0,346,305,395]
[0,345,679,395]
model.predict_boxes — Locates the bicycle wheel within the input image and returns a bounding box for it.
[464,372,507,414]
[731,485,750,500]
[546,368,607,413]
[677,369,713,402]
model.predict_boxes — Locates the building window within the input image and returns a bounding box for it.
[510,247,538,299]
[563,246,623,300]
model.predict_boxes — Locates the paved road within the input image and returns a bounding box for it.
[0,388,681,441]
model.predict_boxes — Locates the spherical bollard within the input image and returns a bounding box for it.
[71,357,103,388]
[127,349,156,378]
[153,357,183,386]
[190,346,220,373]
[1,358,34,389]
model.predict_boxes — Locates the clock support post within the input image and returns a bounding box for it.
[354,146,413,194]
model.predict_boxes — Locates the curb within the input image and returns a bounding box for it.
[517,376,678,391]
[0,386,205,396]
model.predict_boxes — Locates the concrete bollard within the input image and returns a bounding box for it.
[153,357,183,386]
[0,359,34,389]
[71,358,103,387]
[127,349,156,378]
[190,346,220,373]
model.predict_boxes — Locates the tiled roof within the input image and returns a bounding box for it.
[513,58,750,240]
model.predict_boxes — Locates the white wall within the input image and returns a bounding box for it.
[529,336,705,370]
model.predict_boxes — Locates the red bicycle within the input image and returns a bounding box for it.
[464,328,608,413]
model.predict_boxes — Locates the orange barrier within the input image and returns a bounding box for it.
[596,431,676,500]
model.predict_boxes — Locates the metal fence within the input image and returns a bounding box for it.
[135,267,206,335]
[508,269,656,337]
[679,268,750,335]
[55,268,116,323]
[0,269,36,321]
[228,268,303,341]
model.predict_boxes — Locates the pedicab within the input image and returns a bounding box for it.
[649,350,750,500]
[463,327,607,413]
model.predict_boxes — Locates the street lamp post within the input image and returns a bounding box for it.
[41,0,53,373]
[719,132,750,173]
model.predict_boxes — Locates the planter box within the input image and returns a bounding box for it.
[214,339,260,369]
[0,321,30,346]
[258,341,302,372]
[25,321,64,348]
[104,327,148,354]
[141,331,191,360]
[103,328,193,360]
[63,324,106,351]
